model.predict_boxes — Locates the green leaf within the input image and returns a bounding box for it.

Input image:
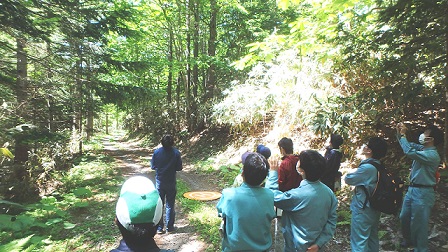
[73,187,92,198]
[63,222,77,229]
[0,200,27,210]
[0,147,14,159]
[73,201,89,208]
[45,218,63,226]
[277,0,290,10]
[0,234,34,252]
[0,214,36,232]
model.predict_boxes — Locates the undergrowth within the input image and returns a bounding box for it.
[176,180,221,251]
[0,137,122,252]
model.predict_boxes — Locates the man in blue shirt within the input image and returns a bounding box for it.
[345,137,387,252]
[151,134,183,234]
[112,176,174,252]
[265,150,338,252]
[217,153,275,251]
[397,123,443,252]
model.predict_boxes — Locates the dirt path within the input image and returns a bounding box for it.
[102,133,209,251]
[101,132,448,252]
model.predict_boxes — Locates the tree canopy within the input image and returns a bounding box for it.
[1,0,447,196]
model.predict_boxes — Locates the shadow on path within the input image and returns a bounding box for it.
[101,132,209,252]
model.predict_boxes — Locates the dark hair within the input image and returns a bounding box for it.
[278,137,294,154]
[161,134,174,148]
[298,150,326,182]
[427,125,444,146]
[243,153,269,186]
[367,137,387,159]
[116,219,156,247]
[330,134,343,149]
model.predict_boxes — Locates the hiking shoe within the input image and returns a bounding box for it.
[166,227,176,233]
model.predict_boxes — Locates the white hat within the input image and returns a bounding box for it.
[115,176,163,231]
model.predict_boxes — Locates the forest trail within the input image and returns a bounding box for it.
[101,132,209,251]
[100,132,448,251]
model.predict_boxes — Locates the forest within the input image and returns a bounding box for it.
[1,0,448,251]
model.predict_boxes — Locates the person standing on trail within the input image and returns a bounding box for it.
[217,153,275,251]
[111,176,174,252]
[151,134,183,234]
[265,150,338,252]
[396,123,443,252]
[321,134,343,192]
[345,137,387,252]
[276,137,301,192]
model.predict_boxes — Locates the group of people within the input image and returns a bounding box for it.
[218,123,443,252]
[111,134,182,251]
[220,136,340,252]
[109,122,444,252]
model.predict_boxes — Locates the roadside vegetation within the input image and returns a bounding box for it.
[1,0,448,251]
[0,136,121,251]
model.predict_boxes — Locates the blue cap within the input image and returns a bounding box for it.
[256,145,271,159]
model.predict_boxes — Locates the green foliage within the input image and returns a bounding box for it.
[176,180,221,251]
[0,139,120,251]
[337,210,351,226]
[214,49,336,137]
[196,159,220,173]
[306,96,353,138]
[0,148,14,159]
[0,235,35,252]
[219,164,242,187]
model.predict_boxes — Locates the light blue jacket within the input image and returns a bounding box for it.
[217,183,275,252]
[398,136,440,186]
[344,158,380,211]
[265,171,338,252]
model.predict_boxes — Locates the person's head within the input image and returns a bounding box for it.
[278,137,294,155]
[362,137,387,159]
[420,125,444,146]
[296,150,326,182]
[161,134,174,148]
[115,176,163,246]
[242,153,269,186]
[330,134,343,149]
[256,144,271,159]
[241,151,251,164]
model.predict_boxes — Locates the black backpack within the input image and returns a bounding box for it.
[362,161,405,215]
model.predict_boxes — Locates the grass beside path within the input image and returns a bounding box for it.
[0,135,124,251]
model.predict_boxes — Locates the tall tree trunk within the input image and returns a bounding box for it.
[168,31,174,103]
[75,43,83,154]
[191,0,199,131]
[206,0,218,101]
[444,14,448,167]
[185,0,192,132]
[14,37,29,163]
[46,41,55,132]
[86,59,94,141]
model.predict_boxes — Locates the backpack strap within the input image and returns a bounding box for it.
[360,160,383,209]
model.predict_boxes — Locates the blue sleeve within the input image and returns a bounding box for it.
[216,190,226,217]
[399,137,435,164]
[265,171,299,211]
[175,149,183,171]
[315,194,338,248]
[344,163,374,186]
[151,150,157,170]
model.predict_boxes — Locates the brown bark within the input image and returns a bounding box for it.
[14,38,29,163]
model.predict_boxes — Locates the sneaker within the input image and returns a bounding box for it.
[166,227,176,233]
[157,229,164,234]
